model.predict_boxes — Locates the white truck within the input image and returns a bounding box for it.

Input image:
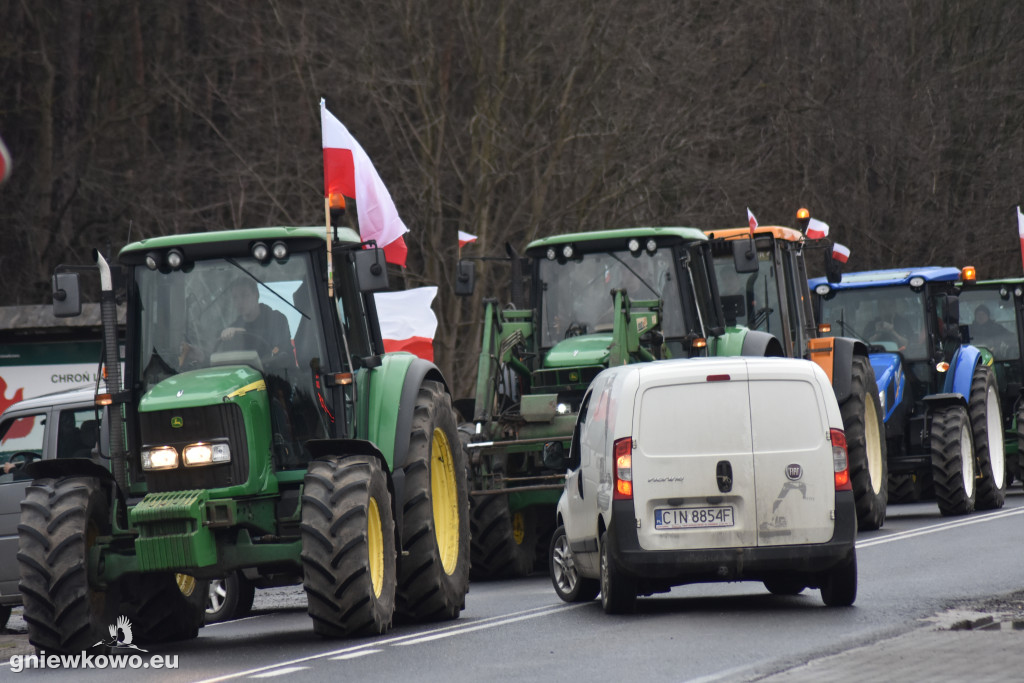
[549,356,858,613]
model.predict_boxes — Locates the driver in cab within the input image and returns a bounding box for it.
[219,277,292,364]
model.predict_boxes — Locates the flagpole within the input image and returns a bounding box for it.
[325,197,334,298]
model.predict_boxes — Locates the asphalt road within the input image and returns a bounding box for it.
[4,489,1024,682]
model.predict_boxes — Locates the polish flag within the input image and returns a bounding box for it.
[747,208,758,236]
[805,218,830,240]
[321,99,409,267]
[458,231,478,248]
[1017,206,1024,273]
[832,242,851,263]
[375,287,438,361]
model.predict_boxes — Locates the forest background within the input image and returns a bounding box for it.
[2,0,1023,396]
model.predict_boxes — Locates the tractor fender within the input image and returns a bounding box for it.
[739,329,785,357]
[921,392,968,412]
[944,345,982,397]
[824,337,868,404]
[25,457,117,485]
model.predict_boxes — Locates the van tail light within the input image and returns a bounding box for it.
[830,428,851,491]
[613,437,633,500]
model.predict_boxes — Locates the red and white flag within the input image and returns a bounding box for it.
[832,242,851,264]
[321,99,409,267]
[458,231,478,248]
[1018,206,1024,273]
[805,218,830,240]
[746,208,758,236]
[375,287,438,361]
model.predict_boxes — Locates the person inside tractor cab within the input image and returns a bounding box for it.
[970,304,1015,357]
[220,277,293,365]
[867,299,916,352]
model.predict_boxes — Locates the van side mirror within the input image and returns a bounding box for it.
[733,242,759,274]
[52,272,82,318]
[455,260,476,296]
[353,248,389,292]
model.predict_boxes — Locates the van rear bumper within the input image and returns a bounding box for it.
[609,491,857,584]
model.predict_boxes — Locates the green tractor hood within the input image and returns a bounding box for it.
[140,365,267,412]
[543,334,613,368]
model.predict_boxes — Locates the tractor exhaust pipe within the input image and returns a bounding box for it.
[94,249,127,494]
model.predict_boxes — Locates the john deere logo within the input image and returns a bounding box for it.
[171,416,184,429]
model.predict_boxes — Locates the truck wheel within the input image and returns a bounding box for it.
[302,456,396,637]
[125,572,207,643]
[469,496,537,579]
[930,405,976,516]
[841,356,888,530]
[820,552,857,607]
[970,366,1006,510]
[599,531,635,614]
[549,525,598,602]
[206,572,255,623]
[17,476,115,654]
[396,381,470,622]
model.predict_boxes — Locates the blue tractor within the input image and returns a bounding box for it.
[810,268,1006,516]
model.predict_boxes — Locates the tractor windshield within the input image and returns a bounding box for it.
[712,250,782,333]
[958,288,1020,361]
[819,286,929,360]
[537,249,686,347]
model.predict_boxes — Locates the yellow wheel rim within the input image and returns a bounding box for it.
[176,573,197,597]
[512,511,525,545]
[430,427,460,575]
[367,496,384,598]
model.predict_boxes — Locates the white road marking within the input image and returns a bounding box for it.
[249,666,309,678]
[330,649,382,660]
[393,603,587,646]
[856,505,1024,548]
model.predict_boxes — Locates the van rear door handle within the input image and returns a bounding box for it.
[716,460,733,493]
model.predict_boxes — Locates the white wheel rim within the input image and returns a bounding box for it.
[985,386,1005,489]
[864,394,884,494]
[552,534,578,595]
[207,579,227,615]
[960,423,975,498]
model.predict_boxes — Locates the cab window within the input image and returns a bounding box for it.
[55,408,104,461]
[0,414,46,483]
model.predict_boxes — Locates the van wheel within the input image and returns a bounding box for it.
[206,572,255,623]
[970,366,1006,510]
[302,456,396,637]
[763,578,805,595]
[841,356,888,530]
[820,552,857,607]
[396,381,470,621]
[469,496,537,579]
[549,525,598,602]
[599,531,635,614]
[931,405,976,516]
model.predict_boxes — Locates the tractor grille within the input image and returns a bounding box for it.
[532,365,603,393]
[139,403,249,492]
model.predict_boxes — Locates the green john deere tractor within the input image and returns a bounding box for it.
[20,225,469,654]
[456,227,782,578]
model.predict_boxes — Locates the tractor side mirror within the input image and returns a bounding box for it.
[720,294,745,327]
[944,294,960,328]
[455,259,476,296]
[733,243,759,274]
[52,272,82,318]
[353,248,389,292]
[542,441,569,470]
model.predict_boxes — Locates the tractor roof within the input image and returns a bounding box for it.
[809,267,962,290]
[526,227,706,253]
[704,226,805,242]
[120,226,360,259]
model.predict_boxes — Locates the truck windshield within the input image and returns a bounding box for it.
[820,287,929,360]
[537,249,685,347]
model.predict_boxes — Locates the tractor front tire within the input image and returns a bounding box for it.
[396,381,470,622]
[125,572,207,643]
[469,496,537,579]
[17,476,115,654]
[302,456,396,637]
[969,366,1006,510]
[930,405,976,516]
[841,356,888,530]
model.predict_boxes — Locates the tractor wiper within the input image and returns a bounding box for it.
[606,252,659,298]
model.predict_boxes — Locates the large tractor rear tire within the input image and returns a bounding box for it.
[302,456,396,637]
[841,356,888,530]
[17,476,115,654]
[1013,404,1024,487]
[124,572,207,643]
[930,405,976,516]
[396,381,470,622]
[969,366,1006,510]
[469,496,537,579]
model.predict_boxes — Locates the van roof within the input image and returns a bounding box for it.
[1,385,97,415]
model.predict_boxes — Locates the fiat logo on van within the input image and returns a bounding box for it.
[786,464,803,481]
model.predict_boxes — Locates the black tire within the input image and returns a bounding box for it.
[17,476,116,654]
[599,531,635,614]
[301,455,396,637]
[206,572,255,623]
[820,552,857,607]
[0,604,11,630]
[395,381,470,621]
[763,577,806,596]
[930,404,976,516]
[969,366,1006,510]
[1013,404,1024,487]
[469,496,537,579]
[886,473,919,504]
[841,356,888,530]
[125,572,207,643]
[549,525,599,603]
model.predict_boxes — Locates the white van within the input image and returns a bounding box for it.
[549,357,857,613]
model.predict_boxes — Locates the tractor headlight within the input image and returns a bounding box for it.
[879,390,886,414]
[142,446,178,470]
[183,442,231,466]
